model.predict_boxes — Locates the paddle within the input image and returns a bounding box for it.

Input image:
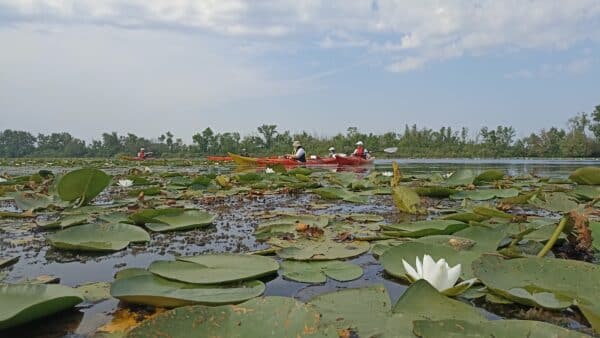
[383,147,398,154]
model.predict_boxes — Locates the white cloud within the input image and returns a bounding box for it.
[1,0,600,72]
[505,57,596,79]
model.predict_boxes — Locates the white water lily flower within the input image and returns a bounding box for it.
[0,177,6,182]
[402,254,477,296]
[381,171,393,177]
[117,179,133,187]
[265,168,275,174]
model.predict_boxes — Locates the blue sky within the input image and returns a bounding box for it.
[0,1,599,142]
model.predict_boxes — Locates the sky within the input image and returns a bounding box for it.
[1,1,599,142]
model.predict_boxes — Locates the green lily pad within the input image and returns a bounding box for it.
[280,260,363,283]
[473,255,600,332]
[0,256,19,268]
[309,281,485,337]
[569,167,600,185]
[474,169,505,185]
[75,282,112,303]
[149,254,279,284]
[9,192,55,211]
[145,210,216,232]
[47,223,150,252]
[37,214,89,229]
[382,220,468,238]
[128,208,184,225]
[530,192,579,212]
[272,237,370,261]
[591,222,600,250]
[413,319,589,338]
[110,274,265,308]
[0,284,84,330]
[570,185,600,201]
[445,169,476,187]
[126,297,334,338]
[57,168,111,206]
[414,186,456,198]
[392,186,424,214]
[450,188,519,201]
[313,187,368,204]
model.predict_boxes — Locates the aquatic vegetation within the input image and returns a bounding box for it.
[0,161,598,336]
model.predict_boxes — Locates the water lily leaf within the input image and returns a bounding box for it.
[570,185,600,201]
[57,168,111,206]
[110,274,265,308]
[339,213,384,222]
[128,208,183,226]
[474,169,505,185]
[590,222,600,250]
[47,223,150,252]
[126,297,334,338]
[273,238,370,261]
[0,284,84,330]
[280,260,363,283]
[9,192,55,211]
[114,268,150,280]
[569,167,600,185]
[412,319,589,338]
[380,241,482,280]
[472,206,513,219]
[443,212,488,223]
[309,281,485,338]
[392,186,424,214]
[382,219,468,238]
[37,214,88,229]
[145,210,216,232]
[473,255,600,331]
[313,187,368,204]
[444,169,476,187]
[149,254,279,284]
[451,188,519,201]
[530,192,579,212]
[414,186,456,198]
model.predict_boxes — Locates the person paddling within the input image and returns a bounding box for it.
[286,140,306,162]
[352,141,370,159]
[137,148,145,159]
[328,147,336,158]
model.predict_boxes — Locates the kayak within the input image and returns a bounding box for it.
[207,156,233,162]
[120,156,156,161]
[228,153,337,166]
[335,155,375,166]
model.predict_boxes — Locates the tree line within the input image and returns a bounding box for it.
[1,106,600,158]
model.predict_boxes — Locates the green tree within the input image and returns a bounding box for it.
[0,130,36,157]
[257,124,278,149]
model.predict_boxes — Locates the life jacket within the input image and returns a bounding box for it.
[138,150,145,159]
[296,146,306,162]
[354,146,365,159]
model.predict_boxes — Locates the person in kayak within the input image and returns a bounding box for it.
[286,140,306,162]
[328,147,336,158]
[137,148,145,159]
[352,141,370,159]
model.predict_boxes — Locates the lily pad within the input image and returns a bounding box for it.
[474,169,505,185]
[57,168,111,206]
[47,223,150,252]
[37,214,88,229]
[450,188,519,201]
[0,284,84,330]
[473,255,600,332]
[382,220,468,238]
[126,297,334,338]
[9,192,55,211]
[148,254,279,284]
[531,192,579,212]
[110,274,265,307]
[128,208,184,226]
[280,260,363,283]
[413,319,589,338]
[272,237,370,261]
[0,256,19,268]
[445,169,476,187]
[145,210,216,232]
[569,167,600,185]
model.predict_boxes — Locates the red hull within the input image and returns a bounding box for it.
[257,157,338,166]
[335,156,375,166]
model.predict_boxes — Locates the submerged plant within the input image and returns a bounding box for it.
[402,254,477,296]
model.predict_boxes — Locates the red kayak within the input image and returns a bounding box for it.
[335,155,375,166]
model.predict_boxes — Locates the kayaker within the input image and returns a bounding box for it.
[286,140,306,162]
[328,147,336,158]
[352,141,370,159]
[137,148,145,159]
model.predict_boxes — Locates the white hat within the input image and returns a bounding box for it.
[356,141,363,146]
[328,147,335,151]
[141,148,145,150]
[293,140,301,147]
